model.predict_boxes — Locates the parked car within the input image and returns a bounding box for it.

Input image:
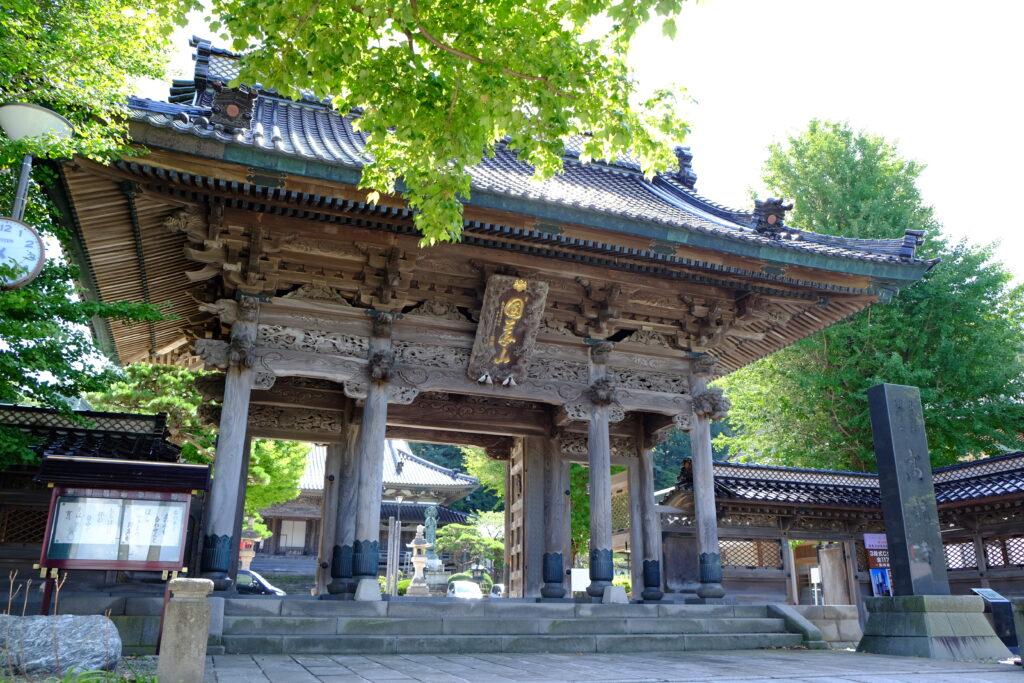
[236,569,286,596]
[447,580,483,600]
[489,583,506,598]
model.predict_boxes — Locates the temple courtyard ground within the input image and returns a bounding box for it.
[191,650,1021,682]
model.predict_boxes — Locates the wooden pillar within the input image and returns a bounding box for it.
[200,300,258,591]
[352,312,395,598]
[688,355,729,599]
[541,433,568,598]
[627,462,644,600]
[637,423,663,600]
[328,424,360,594]
[973,531,990,587]
[315,440,344,595]
[586,341,615,598]
[522,436,547,598]
[227,435,253,588]
[843,539,860,607]
[782,537,799,605]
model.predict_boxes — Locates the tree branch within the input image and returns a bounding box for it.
[408,0,573,98]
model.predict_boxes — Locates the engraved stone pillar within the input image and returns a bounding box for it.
[328,425,360,595]
[637,428,663,601]
[688,354,730,599]
[586,341,615,598]
[867,383,950,596]
[352,312,396,599]
[200,299,258,591]
[541,433,568,598]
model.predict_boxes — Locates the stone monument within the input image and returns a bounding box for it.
[856,384,1010,660]
[406,524,432,597]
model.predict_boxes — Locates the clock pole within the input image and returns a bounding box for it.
[10,153,32,221]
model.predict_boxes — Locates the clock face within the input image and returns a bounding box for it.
[0,217,46,290]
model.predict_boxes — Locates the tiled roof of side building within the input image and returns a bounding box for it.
[124,39,932,269]
[674,452,1024,509]
[300,442,478,491]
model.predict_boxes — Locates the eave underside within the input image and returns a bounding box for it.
[60,154,914,377]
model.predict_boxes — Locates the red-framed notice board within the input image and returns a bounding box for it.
[40,487,191,572]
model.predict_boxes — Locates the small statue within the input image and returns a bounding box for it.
[424,505,439,562]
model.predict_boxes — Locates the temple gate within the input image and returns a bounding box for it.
[51,38,935,600]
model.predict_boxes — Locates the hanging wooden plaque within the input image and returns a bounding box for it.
[467,275,548,387]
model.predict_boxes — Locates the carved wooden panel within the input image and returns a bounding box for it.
[506,440,526,599]
[467,275,548,387]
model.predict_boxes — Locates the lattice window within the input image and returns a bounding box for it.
[985,536,1024,567]
[943,541,977,570]
[611,491,631,534]
[719,539,782,569]
[0,507,48,543]
[854,541,868,572]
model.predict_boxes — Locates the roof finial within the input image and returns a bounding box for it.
[751,197,793,238]
[674,146,697,190]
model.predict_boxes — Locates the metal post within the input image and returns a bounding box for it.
[10,154,32,221]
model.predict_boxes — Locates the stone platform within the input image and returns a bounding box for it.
[216,599,805,655]
[857,595,1012,661]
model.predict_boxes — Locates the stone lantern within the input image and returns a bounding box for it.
[405,524,431,597]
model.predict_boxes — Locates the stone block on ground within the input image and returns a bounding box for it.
[600,585,628,604]
[353,578,381,601]
[0,614,122,677]
[857,595,1011,661]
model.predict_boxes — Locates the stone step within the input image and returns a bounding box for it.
[221,631,804,655]
[222,597,769,620]
[222,615,788,637]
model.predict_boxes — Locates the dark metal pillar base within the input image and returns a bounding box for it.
[641,559,663,601]
[586,548,614,597]
[327,544,354,595]
[200,534,235,591]
[352,539,380,579]
[541,552,566,599]
[697,551,725,598]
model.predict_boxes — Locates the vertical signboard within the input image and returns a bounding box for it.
[864,533,892,597]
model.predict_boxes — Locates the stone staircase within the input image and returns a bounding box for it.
[218,599,806,655]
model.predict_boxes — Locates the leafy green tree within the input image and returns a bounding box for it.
[245,439,309,536]
[717,121,1024,471]
[434,511,504,573]
[0,0,187,466]
[209,0,689,243]
[86,363,215,462]
[88,364,308,536]
[0,0,189,167]
[0,176,164,468]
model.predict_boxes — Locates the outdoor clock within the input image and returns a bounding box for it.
[0,216,45,290]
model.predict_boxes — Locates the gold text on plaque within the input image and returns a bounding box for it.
[494,296,527,364]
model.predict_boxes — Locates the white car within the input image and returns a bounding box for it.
[447,580,483,599]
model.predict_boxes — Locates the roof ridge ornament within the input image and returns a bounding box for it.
[751,197,793,238]
[210,80,258,133]
[673,146,698,190]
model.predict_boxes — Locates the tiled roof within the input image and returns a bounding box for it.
[301,442,478,491]
[380,502,470,525]
[124,40,931,268]
[675,452,1024,509]
[0,404,181,463]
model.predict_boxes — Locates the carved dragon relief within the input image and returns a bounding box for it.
[691,387,731,422]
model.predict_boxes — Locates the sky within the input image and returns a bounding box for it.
[151,0,1023,283]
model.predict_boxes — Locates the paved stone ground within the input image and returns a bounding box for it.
[200,651,1021,682]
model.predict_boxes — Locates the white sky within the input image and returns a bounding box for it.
[630,0,1023,282]
[152,0,1023,282]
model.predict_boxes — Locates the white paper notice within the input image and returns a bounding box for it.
[51,498,122,546]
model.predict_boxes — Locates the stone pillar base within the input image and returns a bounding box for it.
[857,595,1011,661]
[353,578,382,601]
